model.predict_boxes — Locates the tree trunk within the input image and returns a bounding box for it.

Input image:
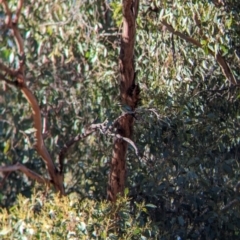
[107,0,140,202]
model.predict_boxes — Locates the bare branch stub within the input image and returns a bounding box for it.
[0,0,65,195]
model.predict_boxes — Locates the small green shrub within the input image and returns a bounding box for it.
[0,191,158,239]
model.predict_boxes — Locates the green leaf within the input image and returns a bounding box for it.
[145,204,157,208]
[3,139,11,154]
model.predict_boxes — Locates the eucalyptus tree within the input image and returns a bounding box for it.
[0,0,140,204]
[0,0,121,203]
[1,0,240,237]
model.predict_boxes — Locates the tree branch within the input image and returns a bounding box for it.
[0,61,18,77]
[0,163,51,186]
[0,0,64,195]
[57,112,142,175]
[161,20,237,85]
[221,181,240,212]
[57,122,106,174]
[109,133,139,157]
[15,0,24,23]
[221,199,239,212]
[0,73,18,86]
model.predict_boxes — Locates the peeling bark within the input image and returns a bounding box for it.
[107,0,140,202]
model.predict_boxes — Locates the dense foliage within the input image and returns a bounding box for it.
[1,0,240,238]
[0,193,158,239]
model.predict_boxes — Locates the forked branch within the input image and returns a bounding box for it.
[58,116,141,174]
[0,0,64,195]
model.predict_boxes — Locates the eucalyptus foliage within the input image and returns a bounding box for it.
[1,0,240,239]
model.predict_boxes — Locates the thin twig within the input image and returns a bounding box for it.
[57,124,101,173]
[58,113,142,173]
[57,121,108,173]
[221,199,239,212]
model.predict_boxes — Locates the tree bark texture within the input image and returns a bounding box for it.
[107,0,140,202]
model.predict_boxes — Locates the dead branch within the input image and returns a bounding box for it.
[57,122,106,173]
[57,112,142,175]
[161,20,237,85]
[109,133,139,157]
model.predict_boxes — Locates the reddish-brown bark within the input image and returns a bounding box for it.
[107,0,140,202]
